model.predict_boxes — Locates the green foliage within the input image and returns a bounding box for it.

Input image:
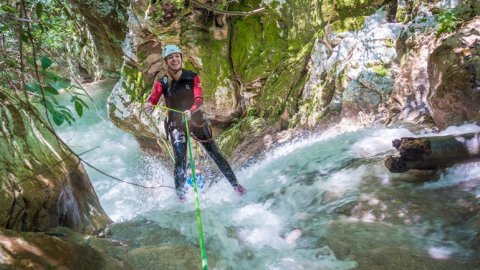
[436,9,458,36]
[26,56,89,126]
[0,1,90,126]
[122,65,147,102]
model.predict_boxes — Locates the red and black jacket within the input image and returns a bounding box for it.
[147,70,204,126]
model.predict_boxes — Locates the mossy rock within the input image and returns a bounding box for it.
[0,90,111,233]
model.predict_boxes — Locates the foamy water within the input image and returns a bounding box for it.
[55,82,480,269]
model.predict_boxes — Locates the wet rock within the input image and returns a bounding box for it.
[125,245,217,270]
[0,90,111,233]
[324,221,477,270]
[299,8,404,127]
[67,0,128,75]
[0,228,131,270]
[428,18,480,129]
[108,219,190,247]
[107,219,218,269]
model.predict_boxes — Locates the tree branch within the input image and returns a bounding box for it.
[190,0,265,16]
[21,0,57,134]
[17,2,27,94]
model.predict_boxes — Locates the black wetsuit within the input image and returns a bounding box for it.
[147,70,239,196]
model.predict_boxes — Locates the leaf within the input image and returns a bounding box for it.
[43,70,60,81]
[44,99,57,114]
[57,79,71,89]
[26,82,41,93]
[76,97,89,108]
[0,24,9,32]
[56,105,69,110]
[52,111,65,126]
[63,115,73,126]
[40,56,53,70]
[44,85,59,95]
[59,110,75,122]
[35,2,43,19]
[47,80,63,91]
[39,23,46,33]
[21,32,29,43]
[75,101,83,117]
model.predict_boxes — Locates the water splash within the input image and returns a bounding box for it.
[55,83,480,269]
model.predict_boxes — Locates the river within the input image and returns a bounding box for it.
[55,80,480,269]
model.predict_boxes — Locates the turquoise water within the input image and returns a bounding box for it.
[56,81,480,269]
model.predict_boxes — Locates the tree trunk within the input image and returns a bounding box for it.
[385,133,480,172]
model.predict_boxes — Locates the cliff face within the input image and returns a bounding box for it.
[101,0,479,164]
[106,0,386,160]
[388,2,480,130]
[0,90,111,234]
[66,0,129,76]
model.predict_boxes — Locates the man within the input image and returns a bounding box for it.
[144,44,246,201]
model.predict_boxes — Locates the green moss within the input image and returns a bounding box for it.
[395,6,407,23]
[332,16,366,32]
[231,10,287,84]
[383,38,396,48]
[196,38,232,98]
[257,41,313,119]
[217,124,242,158]
[371,64,391,77]
[331,0,383,19]
[216,115,267,158]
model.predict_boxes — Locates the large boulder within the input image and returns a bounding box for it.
[0,90,111,233]
[298,8,404,127]
[108,219,218,270]
[428,17,480,129]
[388,9,480,130]
[0,228,131,269]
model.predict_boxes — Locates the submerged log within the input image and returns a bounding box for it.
[385,132,480,172]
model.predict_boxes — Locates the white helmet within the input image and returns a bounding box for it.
[162,44,182,59]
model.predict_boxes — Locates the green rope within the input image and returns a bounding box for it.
[153,104,208,270]
[185,114,209,270]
